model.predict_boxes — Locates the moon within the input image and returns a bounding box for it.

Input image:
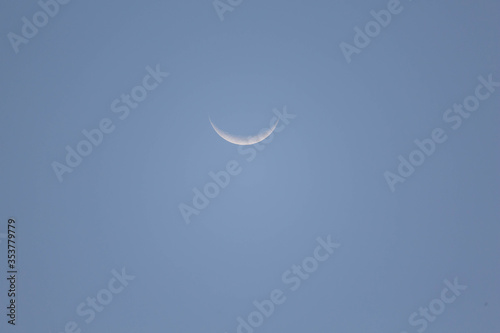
[209,117,279,145]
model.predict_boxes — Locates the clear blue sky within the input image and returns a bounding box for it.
[0,0,499,332]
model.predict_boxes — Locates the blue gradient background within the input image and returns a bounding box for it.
[0,0,499,332]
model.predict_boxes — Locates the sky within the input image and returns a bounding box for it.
[0,0,499,332]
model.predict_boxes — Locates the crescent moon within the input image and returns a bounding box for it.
[209,117,279,145]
